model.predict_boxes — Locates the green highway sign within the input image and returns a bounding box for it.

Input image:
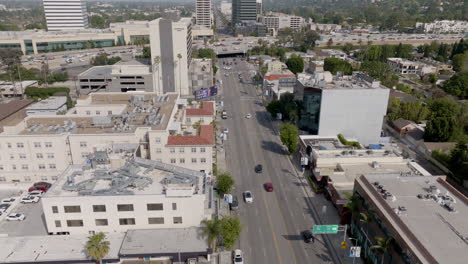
[312,225,339,234]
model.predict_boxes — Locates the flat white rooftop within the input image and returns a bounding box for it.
[359,174,468,264]
[26,96,67,111]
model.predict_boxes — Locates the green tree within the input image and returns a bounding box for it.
[85,232,110,264]
[371,237,394,264]
[219,217,242,250]
[452,52,468,72]
[341,43,354,55]
[424,117,459,142]
[448,142,468,180]
[324,57,353,75]
[428,73,438,84]
[266,100,282,118]
[142,46,151,58]
[200,218,221,250]
[216,172,235,196]
[442,71,468,98]
[90,15,107,29]
[286,56,304,74]
[429,97,461,118]
[279,123,299,153]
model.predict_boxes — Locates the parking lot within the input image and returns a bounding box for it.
[0,186,48,236]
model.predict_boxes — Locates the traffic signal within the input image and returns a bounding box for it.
[341,241,347,249]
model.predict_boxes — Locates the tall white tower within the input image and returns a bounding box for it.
[43,0,89,31]
[195,0,213,27]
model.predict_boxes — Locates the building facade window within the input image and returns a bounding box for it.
[52,206,58,213]
[7,143,11,148]
[117,204,134,211]
[119,218,135,225]
[170,148,175,153]
[108,111,112,115]
[180,158,185,163]
[96,111,100,115]
[66,220,84,227]
[51,176,58,180]
[9,154,14,160]
[192,158,197,163]
[24,176,31,181]
[201,158,206,163]
[11,165,16,170]
[45,142,52,148]
[95,219,108,226]
[172,203,177,210]
[34,142,41,148]
[86,111,91,115]
[47,153,54,159]
[0,165,3,170]
[22,164,28,170]
[49,164,56,169]
[93,205,106,212]
[41,176,47,181]
[81,152,89,158]
[173,217,183,224]
[200,147,206,153]
[170,159,176,164]
[147,203,163,211]
[148,217,164,224]
[19,154,26,159]
[191,147,196,153]
[80,142,87,147]
[179,148,185,153]
[156,148,162,153]
[36,153,43,159]
[55,220,61,227]
[38,164,46,170]
[155,137,161,143]
[64,206,81,213]
[17,143,24,148]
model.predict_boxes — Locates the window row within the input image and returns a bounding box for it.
[84,110,112,116]
[55,217,183,227]
[0,176,58,182]
[165,147,207,153]
[0,164,56,170]
[169,158,206,164]
[54,203,178,213]
[7,153,55,160]
[3,142,54,148]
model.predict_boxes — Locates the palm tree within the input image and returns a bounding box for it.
[177,53,182,95]
[371,236,394,264]
[153,56,161,93]
[85,232,110,264]
[201,219,221,251]
[343,192,359,215]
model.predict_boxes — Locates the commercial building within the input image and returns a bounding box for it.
[0,92,215,183]
[260,14,306,35]
[0,80,37,97]
[189,58,214,91]
[296,72,389,145]
[25,96,68,116]
[263,70,296,99]
[387,57,437,76]
[149,18,193,96]
[43,0,89,31]
[236,22,267,37]
[220,1,232,16]
[310,23,342,33]
[42,157,212,235]
[232,0,257,24]
[256,0,262,16]
[78,61,154,94]
[416,20,468,33]
[267,60,286,72]
[195,0,213,27]
[351,174,467,264]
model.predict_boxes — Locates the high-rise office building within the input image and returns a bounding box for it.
[232,0,257,24]
[149,18,192,96]
[195,0,213,27]
[256,0,262,16]
[43,0,89,31]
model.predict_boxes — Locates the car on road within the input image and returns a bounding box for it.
[223,128,229,134]
[28,191,44,197]
[264,182,274,192]
[6,213,26,221]
[301,230,315,243]
[1,198,15,204]
[229,195,239,211]
[255,164,263,173]
[233,249,244,264]
[21,196,40,204]
[243,191,253,203]
[245,114,251,119]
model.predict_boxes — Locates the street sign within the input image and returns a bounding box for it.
[349,247,361,258]
[312,225,339,234]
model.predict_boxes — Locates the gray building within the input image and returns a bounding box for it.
[190,58,214,91]
[232,0,257,24]
[296,72,389,145]
[236,21,267,37]
[78,62,153,94]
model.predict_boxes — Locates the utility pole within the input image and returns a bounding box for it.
[16,64,24,98]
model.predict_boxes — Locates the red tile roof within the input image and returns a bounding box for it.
[186,102,214,116]
[167,125,214,146]
[264,74,295,81]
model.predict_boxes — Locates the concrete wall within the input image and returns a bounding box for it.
[318,88,389,145]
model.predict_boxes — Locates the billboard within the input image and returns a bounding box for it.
[194,86,218,100]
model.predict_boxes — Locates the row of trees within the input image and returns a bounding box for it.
[355,43,414,62]
[432,142,468,181]
[324,57,353,75]
[266,93,301,123]
[91,54,122,66]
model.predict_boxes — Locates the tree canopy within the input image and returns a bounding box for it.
[286,56,304,74]
[279,123,299,153]
[442,71,468,98]
[85,232,110,263]
[216,172,235,196]
[324,58,353,75]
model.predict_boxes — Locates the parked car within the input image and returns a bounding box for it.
[6,213,26,221]
[301,230,315,243]
[28,191,44,197]
[1,198,15,204]
[229,195,239,211]
[245,114,252,119]
[243,191,253,203]
[28,182,51,193]
[223,128,229,134]
[232,249,244,264]
[21,196,40,204]
[0,204,10,212]
[264,182,274,192]
[255,164,263,173]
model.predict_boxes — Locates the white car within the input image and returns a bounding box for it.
[28,191,43,197]
[1,198,15,204]
[223,128,229,134]
[6,213,26,221]
[21,196,40,204]
[245,114,252,119]
[233,249,244,264]
[243,191,253,203]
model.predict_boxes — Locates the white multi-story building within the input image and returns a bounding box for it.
[43,0,89,31]
[416,20,468,34]
[387,58,437,76]
[0,93,215,183]
[149,18,193,96]
[42,157,212,235]
[260,14,305,30]
[196,0,213,27]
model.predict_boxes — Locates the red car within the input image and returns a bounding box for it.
[28,182,51,193]
[264,182,274,192]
